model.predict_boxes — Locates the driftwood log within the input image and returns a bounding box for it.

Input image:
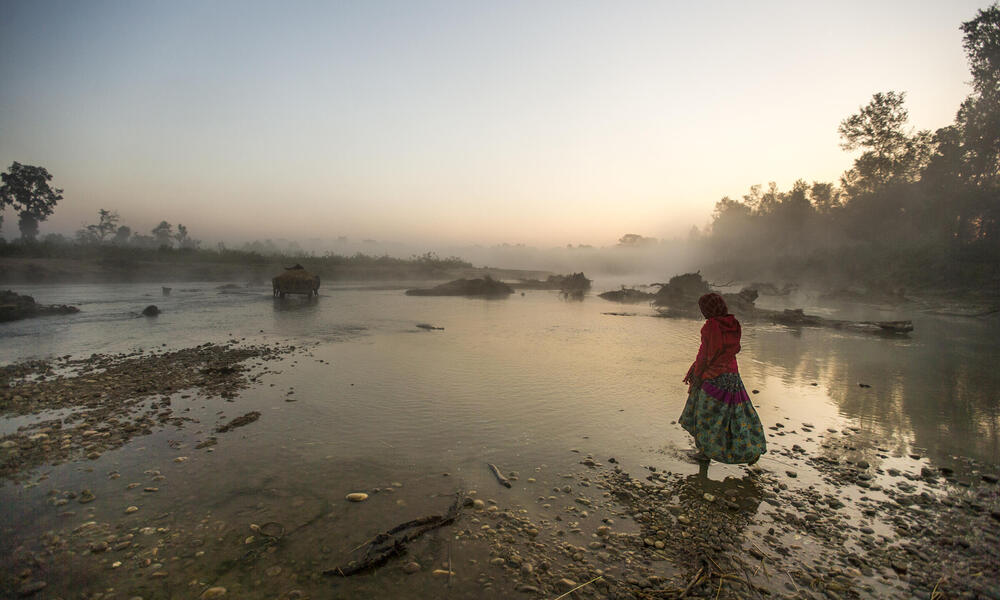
[488,463,512,488]
[764,309,913,334]
[324,495,463,576]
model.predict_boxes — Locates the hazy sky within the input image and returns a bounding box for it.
[0,1,989,247]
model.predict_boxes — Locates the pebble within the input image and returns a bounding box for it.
[200,587,227,599]
[125,505,139,513]
[556,578,578,592]
[786,471,798,478]
[402,561,420,574]
[345,493,368,502]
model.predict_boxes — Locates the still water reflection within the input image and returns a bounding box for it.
[1,282,998,597]
[2,282,998,472]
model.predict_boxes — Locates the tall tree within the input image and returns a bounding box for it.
[174,224,190,248]
[89,209,120,242]
[0,162,63,241]
[838,92,932,194]
[958,3,1000,184]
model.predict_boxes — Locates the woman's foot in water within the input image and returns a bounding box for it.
[688,449,710,462]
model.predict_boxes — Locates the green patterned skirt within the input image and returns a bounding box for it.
[679,372,766,464]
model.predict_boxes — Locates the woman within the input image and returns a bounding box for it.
[680,293,766,464]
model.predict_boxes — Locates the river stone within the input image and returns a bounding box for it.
[200,587,227,599]
[345,493,368,502]
[403,561,420,574]
[18,581,47,596]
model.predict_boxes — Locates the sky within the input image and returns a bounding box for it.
[0,0,990,248]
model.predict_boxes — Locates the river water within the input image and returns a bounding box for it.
[1,281,998,598]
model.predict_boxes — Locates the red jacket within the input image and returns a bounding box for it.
[685,315,741,382]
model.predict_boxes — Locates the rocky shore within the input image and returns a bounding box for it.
[0,342,295,482]
[1,344,998,600]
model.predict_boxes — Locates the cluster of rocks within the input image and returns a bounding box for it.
[0,289,79,323]
[0,342,296,482]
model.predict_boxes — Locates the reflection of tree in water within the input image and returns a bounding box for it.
[746,321,1000,465]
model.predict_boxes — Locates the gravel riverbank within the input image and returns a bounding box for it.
[1,342,998,599]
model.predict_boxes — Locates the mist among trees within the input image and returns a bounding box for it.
[702,4,1000,290]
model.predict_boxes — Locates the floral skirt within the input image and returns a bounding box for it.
[679,372,767,464]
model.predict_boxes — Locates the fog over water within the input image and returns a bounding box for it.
[2,2,1000,598]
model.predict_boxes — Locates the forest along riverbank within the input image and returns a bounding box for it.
[0,340,998,599]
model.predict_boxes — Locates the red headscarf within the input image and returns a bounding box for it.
[698,293,728,319]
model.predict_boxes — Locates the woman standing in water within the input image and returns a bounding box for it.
[680,293,766,464]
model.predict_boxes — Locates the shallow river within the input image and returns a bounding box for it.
[1,281,998,598]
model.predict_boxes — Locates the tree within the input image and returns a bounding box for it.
[838,92,932,194]
[113,225,131,245]
[957,3,1000,184]
[0,162,63,241]
[151,221,173,247]
[810,182,841,214]
[77,208,119,244]
[616,233,657,247]
[18,212,40,241]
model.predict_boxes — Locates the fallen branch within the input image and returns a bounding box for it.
[216,411,261,433]
[552,576,604,600]
[679,565,706,598]
[324,494,462,576]
[488,463,511,488]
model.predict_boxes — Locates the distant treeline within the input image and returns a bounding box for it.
[701,5,1000,291]
[0,237,471,271]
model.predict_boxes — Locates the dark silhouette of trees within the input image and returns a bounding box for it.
[617,233,658,247]
[0,162,63,241]
[703,4,1000,288]
[113,225,131,245]
[151,221,173,247]
[77,209,120,243]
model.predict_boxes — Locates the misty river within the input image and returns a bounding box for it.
[1,282,998,598]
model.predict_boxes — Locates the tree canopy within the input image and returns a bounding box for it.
[0,162,63,241]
